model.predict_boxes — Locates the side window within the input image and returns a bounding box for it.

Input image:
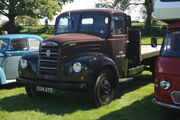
[111,15,125,35]
[29,39,41,51]
[10,39,28,51]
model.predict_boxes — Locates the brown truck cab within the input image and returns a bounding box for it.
[17,9,160,107]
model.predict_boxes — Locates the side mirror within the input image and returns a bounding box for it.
[151,38,157,48]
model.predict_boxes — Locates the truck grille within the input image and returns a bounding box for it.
[171,91,180,104]
[39,45,59,75]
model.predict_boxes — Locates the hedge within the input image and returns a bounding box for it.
[1,24,167,37]
[131,25,167,37]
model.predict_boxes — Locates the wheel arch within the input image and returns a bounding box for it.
[99,65,119,85]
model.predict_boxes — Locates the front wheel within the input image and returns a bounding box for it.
[92,69,116,107]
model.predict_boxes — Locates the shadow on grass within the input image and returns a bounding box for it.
[99,94,180,120]
[0,74,154,115]
[116,73,153,98]
[0,91,92,115]
[0,83,22,90]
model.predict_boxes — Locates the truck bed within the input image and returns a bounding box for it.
[141,45,161,60]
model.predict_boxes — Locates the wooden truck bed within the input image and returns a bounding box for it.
[141,45,161,60]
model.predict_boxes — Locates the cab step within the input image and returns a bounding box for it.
[119,77,134,83]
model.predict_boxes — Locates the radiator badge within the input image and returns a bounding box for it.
[46,50,51,57]
[42,42,58,47]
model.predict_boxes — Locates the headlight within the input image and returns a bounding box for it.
[73,62,82,73]
[159,79,171,90]
[20,58,28,69]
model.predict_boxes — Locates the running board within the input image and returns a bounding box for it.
[129,65,144,76]
[119,77,134,83]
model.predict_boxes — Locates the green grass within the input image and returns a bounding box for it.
[141,36,163,44]
[35,33,53,39]
[132,22,167,26]
[0,72,179,120]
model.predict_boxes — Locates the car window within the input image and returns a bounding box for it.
[10,39,28,51]
[111,15,125,35]
[0,39,9,51]
[29,38,40,51]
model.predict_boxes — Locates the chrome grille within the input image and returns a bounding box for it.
[39,45,59,75]
[171,91,180,104]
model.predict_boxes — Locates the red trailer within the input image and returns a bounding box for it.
[153,0,180,111]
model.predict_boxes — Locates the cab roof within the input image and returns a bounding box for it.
[61,8,125,15]
[0,34,43,40]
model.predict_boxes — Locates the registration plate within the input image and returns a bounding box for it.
[35,86,55,94]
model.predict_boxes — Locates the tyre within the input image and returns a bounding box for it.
[92,69,116,107]
[25,85,45,97]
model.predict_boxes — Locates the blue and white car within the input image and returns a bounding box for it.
[0,34,43,85]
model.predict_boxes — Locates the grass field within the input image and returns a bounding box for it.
[0,72,179,120]
[141,37,163,45]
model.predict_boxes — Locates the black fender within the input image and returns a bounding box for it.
[64,52,119,84]
[18,52,39,79]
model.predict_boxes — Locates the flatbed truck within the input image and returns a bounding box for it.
[17,9,160,106]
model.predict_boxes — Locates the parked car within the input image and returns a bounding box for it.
[153,0,180,111]
[0,34,43,85]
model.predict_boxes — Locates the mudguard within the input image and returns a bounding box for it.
[19,52,39,79]
[64,52,119,81]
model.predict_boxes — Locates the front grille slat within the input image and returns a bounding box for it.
[40,67,58,70]
[39,43,59,75]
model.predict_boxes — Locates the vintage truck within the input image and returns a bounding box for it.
[153,0,180,111]
[0,34,43,85]
[17,9,160,106]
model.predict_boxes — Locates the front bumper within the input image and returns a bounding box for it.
[152,98,180,111]
[17,77,89,91]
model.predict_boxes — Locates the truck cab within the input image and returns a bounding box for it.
[17,9,159,107]
[153,0,180,111]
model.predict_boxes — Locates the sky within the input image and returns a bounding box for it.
[0,0,144,25]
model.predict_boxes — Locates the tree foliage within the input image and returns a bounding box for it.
[96,0,155,26]
[0,0,71,33]
[96,0,131,11]
[15,16,41,26]
[144,0,155,26]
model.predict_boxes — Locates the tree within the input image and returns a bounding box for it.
[144,0,155,26]
[54,0,73,9]
[0,0,71,33]
[15,16,41,26]
[96,0,131,11]
[96,0,155,26]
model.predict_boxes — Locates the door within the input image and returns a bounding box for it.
[108,14,129,77]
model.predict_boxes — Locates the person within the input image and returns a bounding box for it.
[2,31,8,35]
[45,19,48,30]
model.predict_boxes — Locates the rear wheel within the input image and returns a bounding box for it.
[92,69,116,107]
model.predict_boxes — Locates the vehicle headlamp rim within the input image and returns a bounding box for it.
[159,79,171,90]
[20,58,28,69]
[73,62,82,73]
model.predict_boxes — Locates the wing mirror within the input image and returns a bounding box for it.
[151,37,157,48]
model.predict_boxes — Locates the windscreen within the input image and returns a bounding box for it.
[161,28,180,57]
[55,13,109,37]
